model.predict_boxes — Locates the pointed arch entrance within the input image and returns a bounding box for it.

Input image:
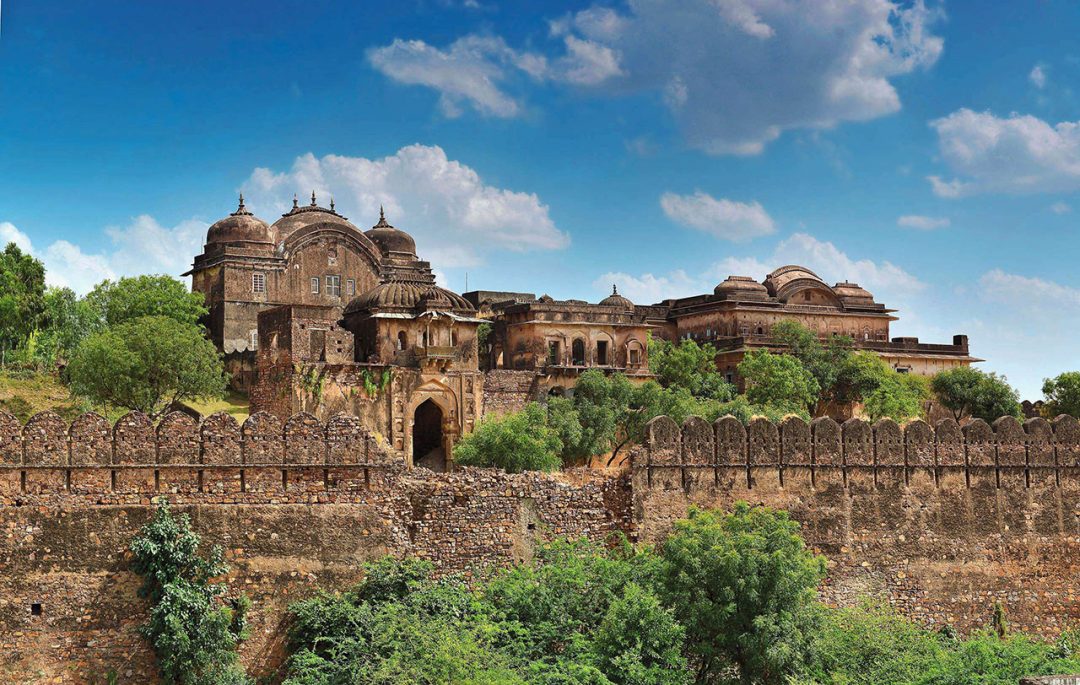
[413,399,446,472]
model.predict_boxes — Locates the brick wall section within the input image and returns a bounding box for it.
[4,409,1080,683]
[631,413,1080,639]
[482,370,540,417]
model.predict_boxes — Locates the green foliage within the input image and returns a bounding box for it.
[34,286,100,368]
[800,600,1080,685]
[738,349,820,415]
[649,338,735,401]
[0,242,46,356]
[771,321,853,403]
[68,315,228,418]
[85,274,208,328]
[454,403,563,472]
[593,582,689,685]
[931,367,1022,422]
[1042,371,1080,417]
[129,502,250,685]
[477,321,493,351]
[558,370,636,464]
[658,504,826,684]
[359,367,392,397]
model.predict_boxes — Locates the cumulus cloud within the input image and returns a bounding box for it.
[660,192,775,242]
[595,232,924,305]
[928,109,1080,196]
[242,144,568,265]
[1030,64,1047,89]
[0,216,206,295]
[372,1,943,155]
[897,214,950,230]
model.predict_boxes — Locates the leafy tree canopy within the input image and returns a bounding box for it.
[931,367,1022,422]
[1042,371,1080,418]
[771,320,853,403]
[67,315,227,418]
[658,504,826,685]
[454,403,563,472]
[649,338,736,401]
[738,349,820,415]
[0,242,46,354]
[86,274,207,328]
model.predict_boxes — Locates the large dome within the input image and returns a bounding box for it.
[345,280,473,315]
[364,208,417,257]
[206,195,274,245]
[270,191,359,240]
[832,281,874,303]
[763,265,828,297]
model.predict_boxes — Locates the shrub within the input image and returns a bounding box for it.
[454,403,563,472]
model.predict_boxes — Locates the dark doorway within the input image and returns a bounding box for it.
[596,340,608,366]
[413,400,445,472]
[572,339,586,366]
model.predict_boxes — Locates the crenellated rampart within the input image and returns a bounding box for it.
[2,409,1080,683]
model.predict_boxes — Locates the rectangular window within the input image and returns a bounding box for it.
[252,272,265,293]
[326,275,341,297]
[310,277,320,294]
[250,330,258,350]
[629,348,641,366]
[596,341,608,366]
[547,341,560,366]
[346,279,355,296]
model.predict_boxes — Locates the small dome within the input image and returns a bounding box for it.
[270,191,358,240]
[345,280,473,315]
[538,294,555,303]
[714,276,768,297]
[599,285,634,311]
[833,281,874,302]
[364,207,417,257]
[206,195,274,245]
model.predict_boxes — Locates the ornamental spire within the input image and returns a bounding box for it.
[231,192,252,216]
[310,190,317,206]
[330,196,335,212]
[292,194,299,210]
[612,284,618,295]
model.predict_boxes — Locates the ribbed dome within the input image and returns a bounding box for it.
[763,265,827,297]
[599,285,634,311]
[206,196,274,245]
[271,191,358,240]
[714,276,768,297]
[345,280,474,314]
[364,208,417,257]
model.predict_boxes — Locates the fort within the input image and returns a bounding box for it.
[2,408,1079,682]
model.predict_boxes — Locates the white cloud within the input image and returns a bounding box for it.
[897,214,950,230]
[371,1,943,154]
[0,222,33,253]
[660,191,775,242]
[1,216,206,295]
[596,232,924,306]
[242,144,568,265]
[928,109,1080,196]
[1051,201,1072,214]
[1030,64,1047,89]
[979,269,1080,309]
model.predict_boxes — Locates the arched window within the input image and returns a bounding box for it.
[571,339,586,366]
[397,331,407,351]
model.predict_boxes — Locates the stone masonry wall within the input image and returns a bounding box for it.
[0,409,627,684]
[3,408,1080,683]
[631,413,1080,638]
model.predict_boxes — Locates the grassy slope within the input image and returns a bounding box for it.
[0,371,250,424]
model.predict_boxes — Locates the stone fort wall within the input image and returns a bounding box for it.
[1,409,1079,683]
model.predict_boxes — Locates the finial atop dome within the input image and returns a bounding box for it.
[612,284,618,295]
[230,193,252,216]
[373,205,392,228]
[330,196,335,211]
[380,205,385,221]
[292,194,299,210]
[310,190,317,207]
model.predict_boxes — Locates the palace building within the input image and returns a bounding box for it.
[188,195,979,469]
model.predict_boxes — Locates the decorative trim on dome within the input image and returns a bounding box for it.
[230,193,252,217]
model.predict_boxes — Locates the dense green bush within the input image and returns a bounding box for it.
[454,403,564,472]
[129,501,251,685]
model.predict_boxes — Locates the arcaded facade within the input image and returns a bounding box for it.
[190,196,979,467]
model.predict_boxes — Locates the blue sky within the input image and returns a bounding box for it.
[2,0,1079,398]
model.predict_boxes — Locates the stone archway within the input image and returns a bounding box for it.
[412,399,445,472]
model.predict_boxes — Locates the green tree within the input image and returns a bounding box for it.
[35,286,100,367]
[593,582,689,685]
[67,315,227,418]
[771,320,853,405]
[738,349,820,414]
[658,504,826,684]
[86,274,207,328]
[129,501,250,685]
[863,374,926,423]
[1042,371,1080,417]
[649,338,735,401]
[0,242,46,358]
[454,403,563,472]
[931,367,1022,422]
